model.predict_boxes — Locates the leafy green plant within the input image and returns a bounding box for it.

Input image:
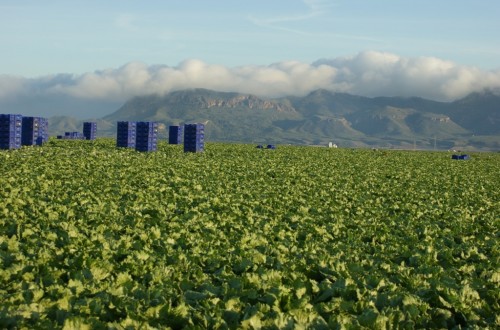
[1,139,498,328]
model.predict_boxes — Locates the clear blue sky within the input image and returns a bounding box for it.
[1,0,499,77]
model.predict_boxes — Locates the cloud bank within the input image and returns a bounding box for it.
[2,51,500,105]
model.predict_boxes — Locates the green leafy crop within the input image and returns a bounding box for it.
[1,139,498,329]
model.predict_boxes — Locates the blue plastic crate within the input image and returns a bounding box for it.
[21,117,47,146]
[136,134,158,138]
[2,139,21,144]
[0,139,21,145]
[83,122,97,140]
[0,114,23,128]
[0,131,21,137]
[0,114,22,119]
[117,122,137,135]
[184,144,204,148]
[117,121,137,129]
[21,136,35,145]
[0,124,16,130]
[62,132,84,139]
[137,121,159,129]
[22,116,41,126]
[0,120,22,128]
[0,142,21,150]
[184,123,204,128]
[452,154,470,160]
[136,136,157,140]
[184,135,204,152]
[0,136,21,142]
[185,132,205,137]
[184,124,205,147]
[184,139,204,145]
[0,130,20,136]
[184,129,204,135]
[117,135,136,141]
[0,125,22,131]
[0,134,20,140]
[169,125,184,144]
[117,132,135,136]
[136,131,158,136]
[83,122,97,129]
[184,136,204,141]
[185,125,204,129]
[184,140,205,144]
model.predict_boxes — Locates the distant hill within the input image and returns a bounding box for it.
[446,91,500,134]
[50,88,500,150]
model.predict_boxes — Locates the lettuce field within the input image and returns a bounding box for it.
[1,139,499,329]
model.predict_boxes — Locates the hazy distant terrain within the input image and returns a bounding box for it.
[46,89,499,150]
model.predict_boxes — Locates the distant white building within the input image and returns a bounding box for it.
[328,142,338,148]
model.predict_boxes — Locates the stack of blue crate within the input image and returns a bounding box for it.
[38,118,48,144]
[116,121,137,148]
[21,116,48,146]
[83,122,97,140]
[136,122,159,152]
[184,123,204,152]
[0,114,22,150]
[63,132,85,139]
[168,125,183,144]
[452,154,470,160]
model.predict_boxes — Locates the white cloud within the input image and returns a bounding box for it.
[313,51,500,100]
[1,51,499,105]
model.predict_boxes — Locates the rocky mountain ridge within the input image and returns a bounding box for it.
[49,88,499,150]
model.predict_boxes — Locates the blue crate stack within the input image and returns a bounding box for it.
[0,114,22,150]
[116,121,137,148]
[452,154,470,160]
[83,122,97,140]
[168,125,183,144]
[184,123,204,152]
[21,116,48,146]
[62,132,85,139]
[39,117,48,144]
[136,121,159,152]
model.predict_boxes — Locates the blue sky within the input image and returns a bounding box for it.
[1,0,499,76]
[1,0,500,115]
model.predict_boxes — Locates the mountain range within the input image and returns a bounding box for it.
[48,88,499,150]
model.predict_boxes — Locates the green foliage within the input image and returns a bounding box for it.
[1,139,499,328]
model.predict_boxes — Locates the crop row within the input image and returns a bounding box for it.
[0,139,499,328]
